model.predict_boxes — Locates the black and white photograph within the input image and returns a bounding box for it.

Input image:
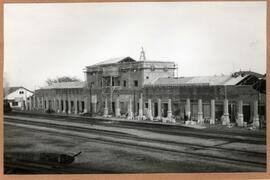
[3,1,267,175]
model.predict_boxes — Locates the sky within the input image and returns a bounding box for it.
[4,1,266,91]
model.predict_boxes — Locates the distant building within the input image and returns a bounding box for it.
[4,86,34,109]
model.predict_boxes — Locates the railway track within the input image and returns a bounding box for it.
[5,112,266,144]
[4,116,266,171]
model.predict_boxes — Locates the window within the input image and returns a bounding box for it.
[134,80,138,87]
[123,80,127,87]
[117,81,120,86]
[12,101,18,106]
[145,103,148,108]
[146,76,149,79]
[19,91,24,94]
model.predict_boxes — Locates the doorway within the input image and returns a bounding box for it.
[154,102,158,117]
[163,103,168,117]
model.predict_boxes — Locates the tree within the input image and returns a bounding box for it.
[46,76,81,86]
[3,72,10,98]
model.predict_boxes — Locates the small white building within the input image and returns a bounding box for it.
[4,87,34,110]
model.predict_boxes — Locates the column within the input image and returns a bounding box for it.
[48,98,51,110]
[84,97,88,113]
[236,100,244,127]
[44,98,47,110]
[57,98,61,113]
[167,99,175,123]
[53,99,56,111]
[210,99,215,124]
[50,99,52,110]
[21,99,24,110]
[45,98,49,110]
[104,97,108,117]
[29,97,32,111]
[68,99,72,114]
[41,97,44,109]
[31,96,34,110]
[138,94,143,119]
[115,97,121,117]
[197,99,204,123]
[78,99,82,113]
[185,98,191,120]
[63,99,66,113]
[74,98,78,114]
[25,97,29,111]
[253,100,260,128]
[167,99,172,119]
[157,98,162,120]
[127,97,134,120]
[35,96,38,109]
[50,98,53,111]
[33,96,36,110]
[222,99,230,125]
[37,97,40,109]
[147,99,153,121]
[92,101,97,113]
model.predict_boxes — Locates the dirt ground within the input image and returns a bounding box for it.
[4,123,266,174]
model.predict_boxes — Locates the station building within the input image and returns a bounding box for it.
[31,52,265,127]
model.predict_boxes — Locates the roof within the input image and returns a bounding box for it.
[41,81,85,89]
[86,57,176,70]
[152,72,253,86]
[4,86,33,94]
[232,71,264,78]
[91,57,136,66]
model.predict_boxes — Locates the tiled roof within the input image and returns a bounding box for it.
[92,57,136,66]
[41,81,85,89]
[223,75,248,85]
[186,75,232,85]
[153,77,194,85]
[152,73,250,86]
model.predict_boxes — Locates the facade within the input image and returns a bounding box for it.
[33,81,88,114]
[143,75,265,125]
[84,57,176,116]
[4,87,34,110]
[30,56,265,127]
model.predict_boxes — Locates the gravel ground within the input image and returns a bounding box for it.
[4,122,266,174]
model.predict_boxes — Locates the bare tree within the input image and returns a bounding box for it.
[46,76,81,86]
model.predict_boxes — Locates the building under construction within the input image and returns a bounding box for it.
[32,50,265,127]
